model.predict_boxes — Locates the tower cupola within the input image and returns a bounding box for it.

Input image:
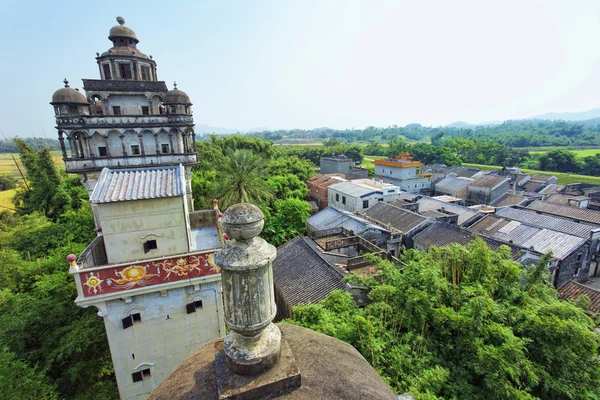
[108,16,139,47]
[164,82,192,114]
[50,79,89,116]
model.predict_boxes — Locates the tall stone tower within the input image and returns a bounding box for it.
[50,16,197,193]
[56,18,225,400]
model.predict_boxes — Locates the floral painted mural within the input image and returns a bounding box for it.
[79,252,219,297]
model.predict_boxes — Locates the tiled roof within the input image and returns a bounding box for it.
[91,166,183,204]
[363,202,429,233]
[558,281,600,314]
[412,221,528,261]
[434,176,472,195]
[538,184,565,195]
[531,174,555,182]
[544,194,588,205]
[469,175,510,189]
[523,181,544,193]
[307,174,347,188]
[417,196,480,225]
[490,193,528,208]
[528,200,600,224]
[273,236,346,306]
[496,207,599,238]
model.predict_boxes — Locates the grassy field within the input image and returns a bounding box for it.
[0,189,16,212]
[529,148,600,159]
[463,163,600,185]
[360,155,389,167]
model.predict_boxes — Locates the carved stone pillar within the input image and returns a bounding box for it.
[58,131,67,159]
[168,133,174,154]
[103,136,111,157]
[120,134,127,156]
[215,204,280,376]
[138,132,146,155]
[191,131,197,151]
[154,132,160,154]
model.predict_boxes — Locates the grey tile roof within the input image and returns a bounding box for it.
[490,193,528,208]
[528,200,600,224]
[469,175,510,189]
[91,166,184,204]
[434,176,472,195]
[273,236,347,307]
[496,207,599,238]
[412,221,528,261]
[559,281,600,313]
[531,174,556,182]
[523,181,544,193]
[544,194,587,205]
[307,207,385,234]
[417,196,480,225]
[538,184,566,195]
[363,202,429,233]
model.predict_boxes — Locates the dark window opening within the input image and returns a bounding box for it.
[161,144,170,154]
[335,193,339,202]
[144,239,157,253]
[69,106,78,114]
[142,368,151,378]
[112,106,121,115]
[363,200,369,209]
[132,353,135,360]
[130,145,140,155]
[185,106,189,114]
[102,64,111,79]
[132,313,141,322]
[98,146,107,157]
[186,300,204,314]
[118,63,133,80]
[140,65,150,81]
[169,106,176,114]
[577,253,582,262]
[132,371,143,382]
[122,313,142,329]
[342,196,346,205]
[142,106,149,115]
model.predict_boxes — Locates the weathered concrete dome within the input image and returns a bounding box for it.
[164,88,192,105]
[51,81,88,105]
[108,16,139,43]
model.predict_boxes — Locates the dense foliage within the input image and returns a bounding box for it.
[290,242,600,399]
[0,143,118,399]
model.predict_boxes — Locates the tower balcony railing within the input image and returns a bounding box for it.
[63,152,198,173]
[55,114,193,128]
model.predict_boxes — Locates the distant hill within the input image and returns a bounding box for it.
[529,108,600,121]
[194,124,239,135]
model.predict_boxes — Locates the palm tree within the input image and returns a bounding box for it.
[211,149,274,209]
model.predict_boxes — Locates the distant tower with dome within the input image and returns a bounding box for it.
[50,16,197,193]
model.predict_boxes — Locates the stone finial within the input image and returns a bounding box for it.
[117,16,125,25]
[63,78,69,88]
[215,203,280,376]
[173,81,178,89]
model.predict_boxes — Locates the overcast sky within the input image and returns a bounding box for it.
[2,0,600,137]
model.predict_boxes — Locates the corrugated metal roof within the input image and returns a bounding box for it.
[307,207,385,234]
[528,200,600,223]
[520,229,585,260]
[496,207,597,238]
[329,181,379,198]
[412,221,529,261]
[470,214,585,260]
[469,175,509,189]
[91,166,184,204]
[417,196,480,225]
[363,202,429,233]
[434,176,472,195]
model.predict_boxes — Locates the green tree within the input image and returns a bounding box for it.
[290,241,600,399]
[0,346,58,400]
[263,198,311,246]
[12,140,71,220]
[0,175,17,191]
[210,149,274,209]
[538,150,582,173]
[267,174,308,199]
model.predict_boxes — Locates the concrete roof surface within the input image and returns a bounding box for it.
[148,323,399,400]
[417,196,480,225]
[496,207,598,238]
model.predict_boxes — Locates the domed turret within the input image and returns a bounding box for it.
[51,79,88,105]
[108,16,139,45]
[164,82,192,105]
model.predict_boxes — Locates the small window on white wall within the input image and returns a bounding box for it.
[130,145,141,155]
[161,144,170,154]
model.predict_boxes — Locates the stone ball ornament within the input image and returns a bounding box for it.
[220,203,265,241]
[66,254,79,271]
